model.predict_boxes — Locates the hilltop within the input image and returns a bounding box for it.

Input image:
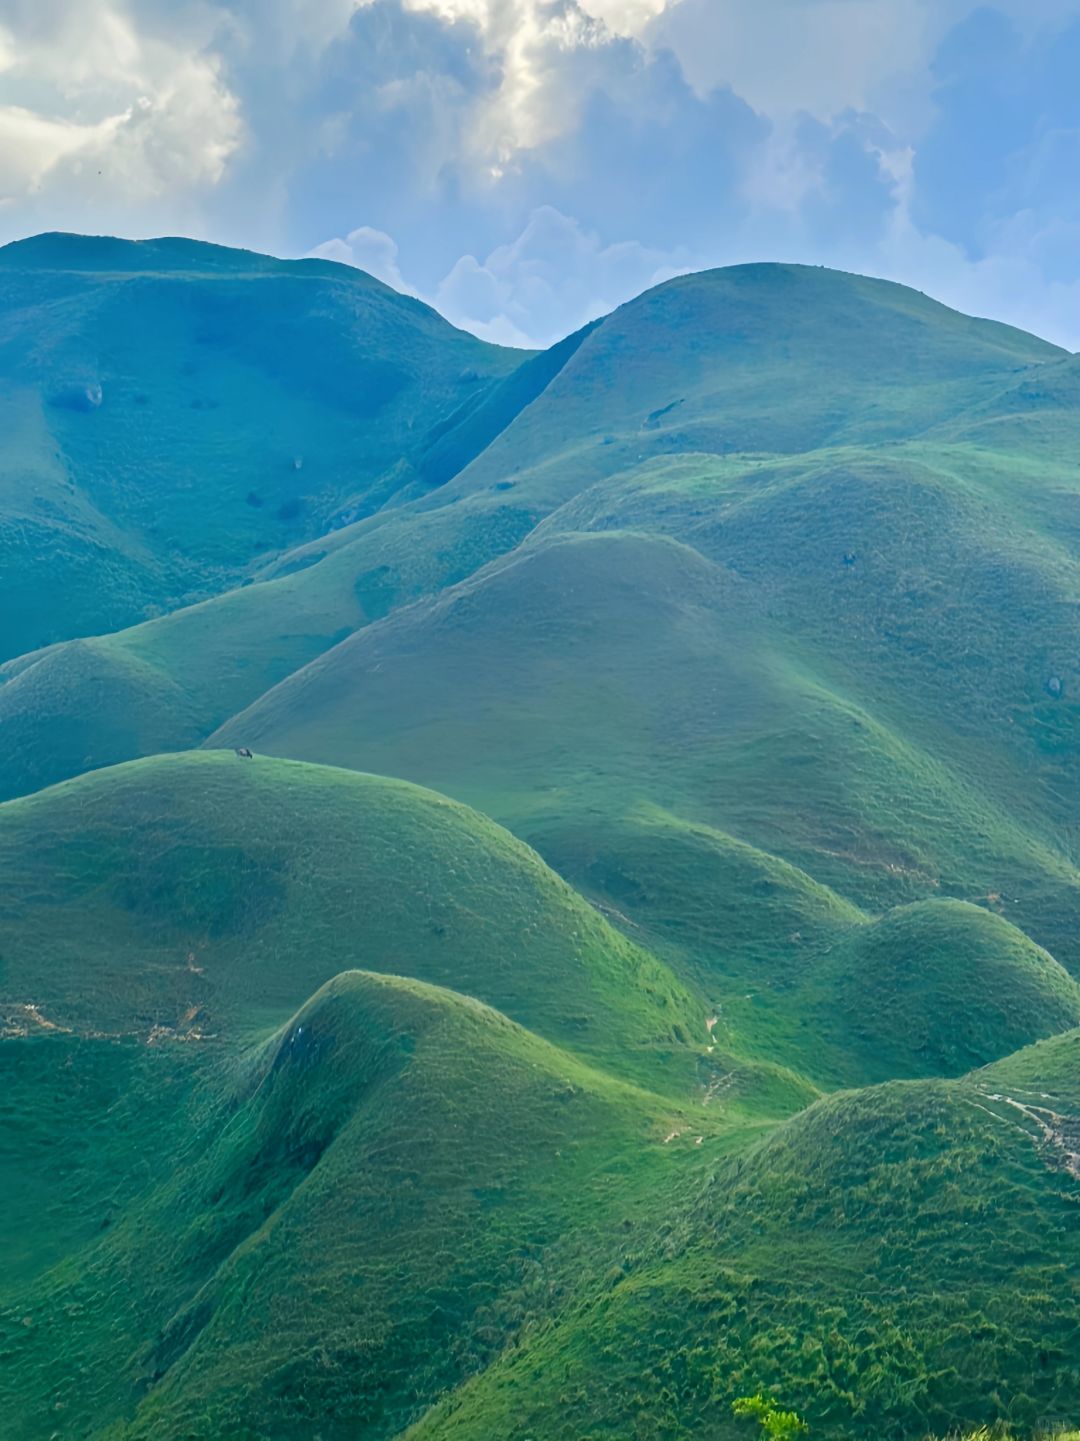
[0,751,704,1087]
[0,232,521,661]
[1,968,694,1440]
[3,241,1080,1439]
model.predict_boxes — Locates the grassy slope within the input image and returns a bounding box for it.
[5,257,1080,1439]
[211,524,1080,963]
[417,263,1061,517]
[2,263,1072,806]
[547,443,1080,837]
[0,233,519,661]
[0,971,734,1441]
[790,899,1080,1085]
[0,756,764,1439]
[0,464,547,801]
[0,751,705,1090]
[411,1032,1080,1441]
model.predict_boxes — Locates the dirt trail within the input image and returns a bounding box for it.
[0,1002,72,1038]
[977,1090,1080,1180]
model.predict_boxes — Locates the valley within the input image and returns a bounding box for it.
[1,236,1078,1440]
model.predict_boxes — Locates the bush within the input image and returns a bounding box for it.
[733,1394,808,1441]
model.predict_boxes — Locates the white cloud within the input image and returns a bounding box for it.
[311,204,691,347]
[367,0,680,172]
[2,0,1079,359]
[0,3,241,230]
[308,224,416,293]
[649,0,934,125]
[869,201,1080,352]
[0,107,121,199]
[440,206,691,347]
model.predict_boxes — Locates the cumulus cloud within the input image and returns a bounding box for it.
[0,2,241,231]
[308,224,416,293]
[649,0,934,125]
[310,205,690,347]
[4,0,1080,352]
[434,205,691,345]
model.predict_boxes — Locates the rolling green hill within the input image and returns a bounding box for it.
[411,1031,1080,1441]
[0,751,704,1088]
[0,967,719,1441]
[210,525,1080,969]
[4,244,1080,1440]
[5,263,1075,808]
[405,263,1062,516]
[0,233,521,662]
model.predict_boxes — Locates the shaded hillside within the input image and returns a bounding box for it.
[0,233,521,660]
[0,486,543,800]
[0,971,710,1441]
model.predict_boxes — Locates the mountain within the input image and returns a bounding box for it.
[418,263,1061,513]
[0,233,520,663]
[4,263,1074,804]
[4,239,1080,1440]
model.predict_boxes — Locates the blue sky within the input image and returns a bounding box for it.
[2,0,1080,348]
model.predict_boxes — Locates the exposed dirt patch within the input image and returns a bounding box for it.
[975,1089,1080,1180]
[0,1002,73,1038]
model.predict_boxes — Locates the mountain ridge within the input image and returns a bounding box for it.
[4,234,1080,1439]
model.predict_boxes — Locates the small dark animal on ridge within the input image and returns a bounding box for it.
[235,746,254,759]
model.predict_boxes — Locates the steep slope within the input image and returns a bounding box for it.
[418,263,1063,514]
[6,249,1080,1441]
[0,750,703,1088]
[211,527,1080,970]
[0,971,720,1441]
[2,261,1072,807]
[411,1032,1080,1441]
[0,233,520,660]
[0,483,542,800]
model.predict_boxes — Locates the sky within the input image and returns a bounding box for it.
[2,0,1080,349]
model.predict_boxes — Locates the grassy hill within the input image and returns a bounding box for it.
[0,751,704,1089]
[418,264,1062,514]
[5,755,1075,1439]
[0,484,545,800]
[409,1032,1080,1441]
[3,263,1074,809]
[5,246,1080,1439]
[0,233,521,661]
[210,525,1080,968]
[0,970,717,1441]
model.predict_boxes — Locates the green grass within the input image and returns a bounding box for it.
[4,252,1080,1439]
[409,1037,1080,1441]
[0,233,521,662]
[209,523,1080,966]
[0,971,724,1440]
[0,751,706,1090]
